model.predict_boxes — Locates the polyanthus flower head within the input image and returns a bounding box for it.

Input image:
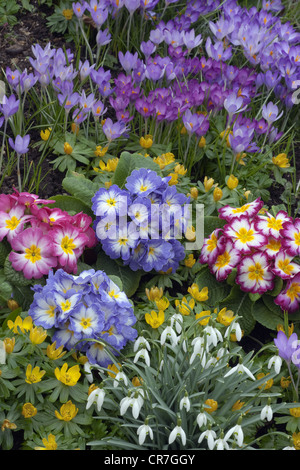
[28,268,137,366]
[223,216,267,254]
[236,252,275,294]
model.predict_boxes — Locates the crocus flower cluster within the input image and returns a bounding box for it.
[28,268,137,366]
[200,198,300,313]
[92,168,190,273]
[0,190,96,279]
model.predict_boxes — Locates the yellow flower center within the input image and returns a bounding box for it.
[277,259,294,276]
[286,283,300,302]
[25,245,42,263]
[206,233,218,252]
[267,217,283,231]
[61,236,76,254]
[294,232,300,246]
[236,227,254,243]
[215,251,231,269]
[61,300,71,312]
[248,262,264,281]
[80,318,92,329]
[232,204,250,214]
[5,215,20,231]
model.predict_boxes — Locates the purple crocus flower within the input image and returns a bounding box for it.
[72,1,86,17]
[0,94,20,120]
[9,134,30,154]
[223,92,247,122]
[182,29,203,51]
[79,60,96,81]
[102,118,129,142]
[274,330,299,363]
[262,101,283,125]
[118,51,138,74]
[96,28,111,46]
[205,37,232,62]
[91,7,108,28]
[140,41,156,60]
[124,0,140,14]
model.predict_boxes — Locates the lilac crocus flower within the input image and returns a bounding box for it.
[91,7,108,28]
[274,330,299,363]
[124,0,140,14]
[118,51,138,74]
[205,37,232,62]
[182,29,202,51]
[0,94,20,120]
[79,60,96,81]
[102,118,129,142]
[262,101,283,125]
[9,134,30,154]
[72,1,86,17]
[96,28,111,46]
[140,40,156,60]
[224,92,247,124]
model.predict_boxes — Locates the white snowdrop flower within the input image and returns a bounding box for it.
[225,321,242,341]
[198,428,217,450]
[224,362,256,381]
[168,425,186,446]
[267,355,282,374]
[170,313,183,334]
[224,423,244,447]
[84,361,101,383]
[113,370,129,388]
[214,433,230,450]
[0,340,6,365]
[196,411,208,428]
[204,356,218,369]
[180,394,191,412]
[203,325,223,347]
[120,392,144,419]
[282,446,296,450]
[160,325,179,347]
[133,336,151,352]
[134,347,151,367]
[261,403,273,422]
[137,423,154,445]
[190,348,207,366]
[86,387,105,412]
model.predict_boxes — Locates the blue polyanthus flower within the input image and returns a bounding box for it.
[125,168,162,197]
[28,268,137,366]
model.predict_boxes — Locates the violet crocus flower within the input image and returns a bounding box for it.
[118,51,138,74]
[182,29,203,51]
[91,7,108,28]
[9,134,30,154]
[72,1,86,17]
[274,330,299,363]
[140,40,156,60]
[0,94,20,120]
[102,118,129,142]
[205,37,232,62]
[223,92,247,123]
[124,0,140,14]
[262,101,283,125]
[96,28,111,46]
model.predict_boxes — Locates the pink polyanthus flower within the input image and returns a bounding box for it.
[254,210,291,240]
[50,223,89,273]
[210,239,241,281]
[218,198,264,222]
[9,227,57,279]
[71,212,97,248]
[199,228,225,266]
[275,273,300,313]
[272,251,300,280]
[223,216,267,254]
[0,205,32,243]
[261,236,282,259]
[236,252,275,295]
[281,218,300,257]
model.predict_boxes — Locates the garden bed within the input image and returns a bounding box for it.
[0,0,300,452]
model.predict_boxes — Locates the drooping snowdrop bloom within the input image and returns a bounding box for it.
[113,370,129,388]
[168,423,187,446]
[137,422,154,445]
[224,360,256,381]
[160,324,179,347]
[133,347,151,367]
[224,422,244,447]
[267,354,282,374]
[86,387,106,412]
[120,391,144,419]
[196,410,208,428]
[225,320,243,342]
[203,325,223,348]
[180,393,191,412]
[133,336,151,353]
[213,433,231,450]
[260,402,273,422]
[236,252,275,294]
[198,427,217,449]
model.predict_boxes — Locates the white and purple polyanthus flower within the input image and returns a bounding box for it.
[28,268,138,367]
[92,168,190,274]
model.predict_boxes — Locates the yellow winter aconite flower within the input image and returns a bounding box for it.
[272,153,290,168]
[205,398,218,414]
[184,254,196,268]
[145,310,165,329]
[220,129,232,147]
[188,187,198,199]
[168,173,178,185]
[54,363,81,386]
[155,297,170,311]
[198,136,206,148]
[35,434,58,450]
[64,142,73,154]
[175,297,195,316]
[1,419,17,432]
[46,341,66,360]
[153,152,175,169]
[216,308,236,326]
[196,310,211,326]
[277,323,294,337]
[29,326,48,345]
[203,176,214,192]
[292,432,300,450]
[40,128,52,141]
[139,134,153,149]
[188,284,208,302]
[145,286,163,302]
[185,225,196,241]
[232,400,245,411]
[257,372,273,390]
[99,158,119,172]
[227,174,239,189]
[107,363,122,378]
[3,337,15,354]
[25,364,46,384]
[62,8,73,20]
[8,315,33,334]
[94,145,108,157]
[174,163,187,175]
[280,376,291,389]
[22,403,37,419]
[213,186,223,202]
[55,400,78,421]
